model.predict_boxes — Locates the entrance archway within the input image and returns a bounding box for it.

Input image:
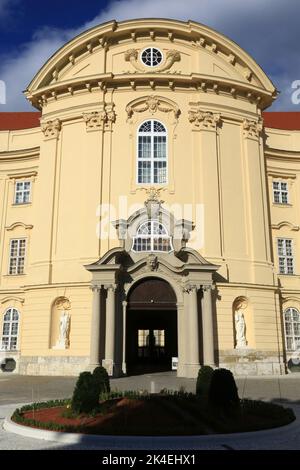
[126,277,177,375]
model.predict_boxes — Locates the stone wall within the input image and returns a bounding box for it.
[19,356,90,376]
[219,349,286,376]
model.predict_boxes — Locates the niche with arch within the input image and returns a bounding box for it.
[232,296,255,349]
[49,297,71,349]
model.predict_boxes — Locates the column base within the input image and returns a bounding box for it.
[179,363,201,378]
[102,359,122,377]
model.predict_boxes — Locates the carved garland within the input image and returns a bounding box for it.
[126,95,180,121]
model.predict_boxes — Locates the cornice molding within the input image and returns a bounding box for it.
[26,72,274,111]
[5,222,33,231]
[0,147,40,162]
[272,221,300,231]
[0,296,25,305]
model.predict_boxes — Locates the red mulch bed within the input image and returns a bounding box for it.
[22,398,189,435]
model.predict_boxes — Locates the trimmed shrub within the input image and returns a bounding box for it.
[208,368,240,410]
[93,366,110,393]
[196,365,214,398]
[71,371,99,414]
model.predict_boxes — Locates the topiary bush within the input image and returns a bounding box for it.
[208,368,240,411]
[71,371,99,414]
[196,365,214,398]
[93,366,110,394]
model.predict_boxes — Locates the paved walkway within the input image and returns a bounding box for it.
[1,372,300,449]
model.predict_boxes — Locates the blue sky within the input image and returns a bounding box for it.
[0,0,299,111]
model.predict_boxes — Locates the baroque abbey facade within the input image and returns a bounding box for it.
[0,19,300,377]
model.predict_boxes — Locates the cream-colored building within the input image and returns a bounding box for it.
[0,18,300,378]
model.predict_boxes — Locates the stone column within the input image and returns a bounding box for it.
[103,284,116,376]
[188,286,200,377]
[122,300,127,374]
[89,286,101,368]
[176,302,185,377]
[201,285,215,366]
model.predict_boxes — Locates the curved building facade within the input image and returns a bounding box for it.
[0,19,300,377]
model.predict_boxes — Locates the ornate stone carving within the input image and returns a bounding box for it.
[83,110,106,130]
[41,119,61,139]
[83,103,116,132]
[144,187,164,219]
[124,48,181,73]
[188,105,221,131]
[147,254,158,271]
[181,282,198,294]
[124,49,145,72]
[126,95,180,121]
[242,119,263,139]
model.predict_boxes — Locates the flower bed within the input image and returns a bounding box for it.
[11,391,296,436]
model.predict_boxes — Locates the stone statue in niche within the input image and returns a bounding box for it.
[57,311,71,349]
[234,302,248,349]
[53,298,71,350]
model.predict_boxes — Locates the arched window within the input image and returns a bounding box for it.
[137,120,167,184]
[1,308,19,351]
[284,307,300,351]
[132,221,172,252]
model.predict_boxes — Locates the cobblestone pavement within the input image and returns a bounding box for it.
[1,372,300,449]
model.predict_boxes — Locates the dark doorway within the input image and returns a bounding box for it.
[126,278,178,375]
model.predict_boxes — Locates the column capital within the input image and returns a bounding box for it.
[188,105,221,131]
[91,285,102,292]
[181,282,199,294]
[106,283,117,292]
[242,118,263,140]
[202,284,213,292]
[41,119,61,140]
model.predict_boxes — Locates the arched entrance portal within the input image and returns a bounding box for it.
[126,277,177,375]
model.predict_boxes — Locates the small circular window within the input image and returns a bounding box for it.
[141,48,163,67]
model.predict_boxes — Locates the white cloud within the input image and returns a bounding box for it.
[0,0,299,111]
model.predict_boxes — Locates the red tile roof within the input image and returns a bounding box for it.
[263,112,300,130]
[0,112,41,130]
[0,111,300,131]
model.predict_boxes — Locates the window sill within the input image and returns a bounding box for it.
[272,203,292,207]
[12,203,32,207]
[3,274,26,278]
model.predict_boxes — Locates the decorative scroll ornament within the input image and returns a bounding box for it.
[41,119,61,139]
[124,48,181,73]
[242,119,263,139]
[126,95,180,121]
[188,106,221,131]
[83,103,116,131]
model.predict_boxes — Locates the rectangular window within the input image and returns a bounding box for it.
[9,239,26,275]
[277,239,294,274]
[273,181,288,204]
[14,181,31,204]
